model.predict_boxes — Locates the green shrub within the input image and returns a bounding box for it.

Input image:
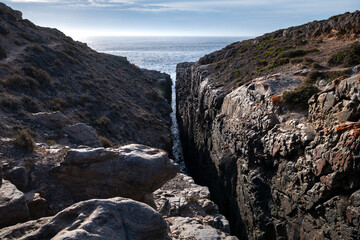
[282,84,319,108]
[234,70,241,77]
[13,128,34,152]
[328,42,360,67]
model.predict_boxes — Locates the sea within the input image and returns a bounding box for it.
[84,36,246,171]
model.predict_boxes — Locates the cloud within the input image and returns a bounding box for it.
[6,0,360,14]
[9,0,60,2]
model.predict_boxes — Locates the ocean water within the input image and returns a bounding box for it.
[85,36,246,171]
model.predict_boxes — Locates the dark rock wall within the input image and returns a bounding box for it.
[176,60,360,239]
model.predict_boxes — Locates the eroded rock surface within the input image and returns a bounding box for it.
[0,197,169,240]
[53,144,179,201]
[177,61,360,239]
[154,173,238,239]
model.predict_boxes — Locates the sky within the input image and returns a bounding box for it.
[2,0,360,40]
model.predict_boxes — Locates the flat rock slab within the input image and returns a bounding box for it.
[53,144,179,201]
[62,123,101,147]
[0,197,169,240]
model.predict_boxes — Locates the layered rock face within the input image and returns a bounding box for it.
[176,13,360,238]
[177,63,360,239]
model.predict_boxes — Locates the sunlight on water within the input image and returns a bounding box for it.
[85,36,246,172]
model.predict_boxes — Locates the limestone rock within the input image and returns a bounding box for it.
[154,173,238,240]
[62,123,101,147]
[0,180,30,228]
[32,111,68,128]
[53,144,179,201]
[309,75,360,129]
[177,59,360,239]
[0,197,169,240]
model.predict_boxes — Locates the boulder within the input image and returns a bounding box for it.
[309,75,360,129]
[62,123,101,147]
[0,179,30,228]
[53,144,179,201]
[32,111,68,128]
[0,197,170,240]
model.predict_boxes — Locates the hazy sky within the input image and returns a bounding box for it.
[2,0,359,39]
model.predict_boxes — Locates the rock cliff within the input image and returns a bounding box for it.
[176,11,360,239]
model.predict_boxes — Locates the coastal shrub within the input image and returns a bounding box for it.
[328,42,360,67]
[256,60,268,67]
[98,136,113,148]
[21,96,40,113]
[282,84,319,108]
[0,45,7,59]
[280,48,319,58]
[22,66,51,86]
[80,94,91,102]
[3,74,36,89]
[0,95,20,112]
[234,70,241,77]
[96,116,111,129]
[290,58,303,64]
[48,97,68,111]
[305,70,350,84]
[13,128,34,152]
[35,69,52,85]
[277,57,290,65]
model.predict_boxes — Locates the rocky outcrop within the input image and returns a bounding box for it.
[0,180,30,228]
[309,75,360,129]
[53,144,179,201]
[62,123,102,147]
[32,111,68,128]
[0,197,169,240]
[154,173,238,239]
[177,60,360,239]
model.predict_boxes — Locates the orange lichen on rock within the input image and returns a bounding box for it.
[270,95,282,106]
[324,128,331,134]
[223,145,228,149]
[335,122,360,131]
[335,122,360,137]
[357,74,360,82]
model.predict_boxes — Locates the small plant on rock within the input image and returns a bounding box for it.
[13,128,35,152]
